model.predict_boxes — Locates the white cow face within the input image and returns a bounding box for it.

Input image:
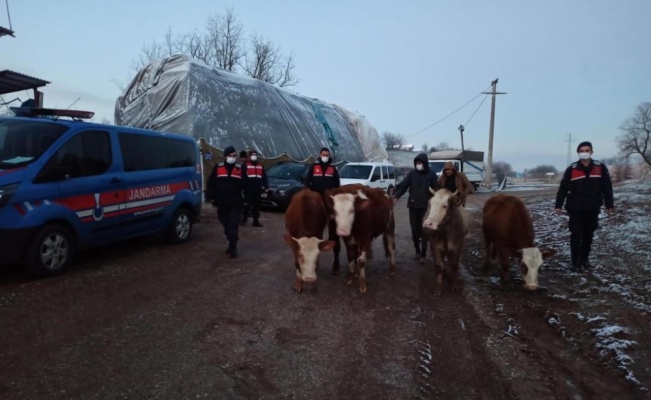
[423,189,457,230]
[285,235,335,282]
[518,247,556,290]
[331,191,368,237]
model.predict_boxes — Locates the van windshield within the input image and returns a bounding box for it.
[428,161,446,174]
[0,119,68,169]
[339,165,372,179]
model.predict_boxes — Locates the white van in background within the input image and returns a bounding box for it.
[339,162,396,192]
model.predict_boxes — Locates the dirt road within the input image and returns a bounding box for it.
[1,189,648,399]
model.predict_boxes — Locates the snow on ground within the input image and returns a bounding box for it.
[520,180,651,389]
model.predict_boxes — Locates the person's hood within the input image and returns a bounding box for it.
[443,161,457,172]
[414,153,430,171]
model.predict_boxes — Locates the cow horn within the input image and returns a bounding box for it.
[451,189,459,197]
[429,187,437,195]
[356,190,369,200]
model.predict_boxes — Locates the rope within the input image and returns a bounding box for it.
[5,0,12,30]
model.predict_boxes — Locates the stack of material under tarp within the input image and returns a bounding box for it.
[114,55,388,163]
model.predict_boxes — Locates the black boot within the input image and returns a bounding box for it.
[228,241,238,259]
[252,219,263,227]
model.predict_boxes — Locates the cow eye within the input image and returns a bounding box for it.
[349,209,354,214]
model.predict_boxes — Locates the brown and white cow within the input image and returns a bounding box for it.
[482,194,556,290]
[284,189,336,293]
[325,185,396,293]
[422,188,469,295]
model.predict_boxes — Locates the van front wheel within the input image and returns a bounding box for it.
[25,224,75,278]
[167,207,193,244]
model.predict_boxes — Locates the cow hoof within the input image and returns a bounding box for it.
[346,278,354,285]
[450,284,461,294]
[389,269,396,277]
[433,289,442,296]
[295,286,302,293]
[332,270,340,276]
[359,286,367,294]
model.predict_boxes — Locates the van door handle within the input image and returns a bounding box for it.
[110,177,122,184]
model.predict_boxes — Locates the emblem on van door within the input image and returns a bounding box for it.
[92,193,104,221]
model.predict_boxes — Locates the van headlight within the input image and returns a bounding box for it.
[0,183,19,207]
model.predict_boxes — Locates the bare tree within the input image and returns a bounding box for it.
[381,131,406,149]
[243,34,298,87]
[120,7,298,89]
[527,164,558,178]
[603,154,632,182]
[435,142,459,151]
[428,146,438,153]
[617,102,651,167]
[492,161,513,181]
[205,7,244,71]
[421,144,429,153]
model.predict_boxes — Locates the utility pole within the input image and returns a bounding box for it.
[566,133,574,166]
[482,78,507,190]
[458,124,465,154]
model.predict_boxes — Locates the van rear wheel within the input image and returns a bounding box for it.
[166,207,193,244]
[25,224,75,278]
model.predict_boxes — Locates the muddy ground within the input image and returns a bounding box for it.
[0,187,649,400]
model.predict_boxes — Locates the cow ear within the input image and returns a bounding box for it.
[515,249,523,256]
[540,248,557,259]
[283,234,296,246]
[319,240,336,251]
[356,190,369,200]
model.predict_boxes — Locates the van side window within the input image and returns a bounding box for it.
[387,166,395,179]
[381,166,388,180]
[371,166,381,182]
[35,131,112,183]
[119,133,196,172]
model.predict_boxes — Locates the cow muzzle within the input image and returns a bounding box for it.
[303,276,317,283]
[523,283,538,291]
[336,229,351,237]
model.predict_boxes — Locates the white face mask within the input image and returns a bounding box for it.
[321,156,329,163]
[578,152,591,160]
[226,156,236,164]
[250,156,257,162]
[416,164,423,171]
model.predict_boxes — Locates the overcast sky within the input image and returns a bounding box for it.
[2,0,650,172]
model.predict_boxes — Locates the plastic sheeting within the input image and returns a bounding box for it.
[115,55,388,163]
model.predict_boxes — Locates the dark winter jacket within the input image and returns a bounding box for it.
[555,159,614,211]
[305,157,340,194]
[205,162,248,208]
[244,160,268,194]
[393,153,439,209]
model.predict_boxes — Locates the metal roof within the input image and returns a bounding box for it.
[0,70,50,95]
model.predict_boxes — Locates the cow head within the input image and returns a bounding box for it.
[330,190,369,237]
[517,247,557,290]
[423,188,460,231]
[284,234,336,282]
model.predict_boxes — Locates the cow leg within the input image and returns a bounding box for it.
[383,231,397,276]
[483,238,494,272]
[357,250,368,294]
[432,244,446,296]
[498,249,511,288]
[345,242,358,286]
[328,220,341,276]
[294,269,303,293]
[447,248,461,294]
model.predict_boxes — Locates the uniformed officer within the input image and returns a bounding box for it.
[305,147,340,193]
[242,150,268,227]
[206,145,248,258]
[555,141,614,271]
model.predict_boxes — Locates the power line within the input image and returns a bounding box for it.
[5,0,12,30]
[405,85,492,139]
[462,93,488,127]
